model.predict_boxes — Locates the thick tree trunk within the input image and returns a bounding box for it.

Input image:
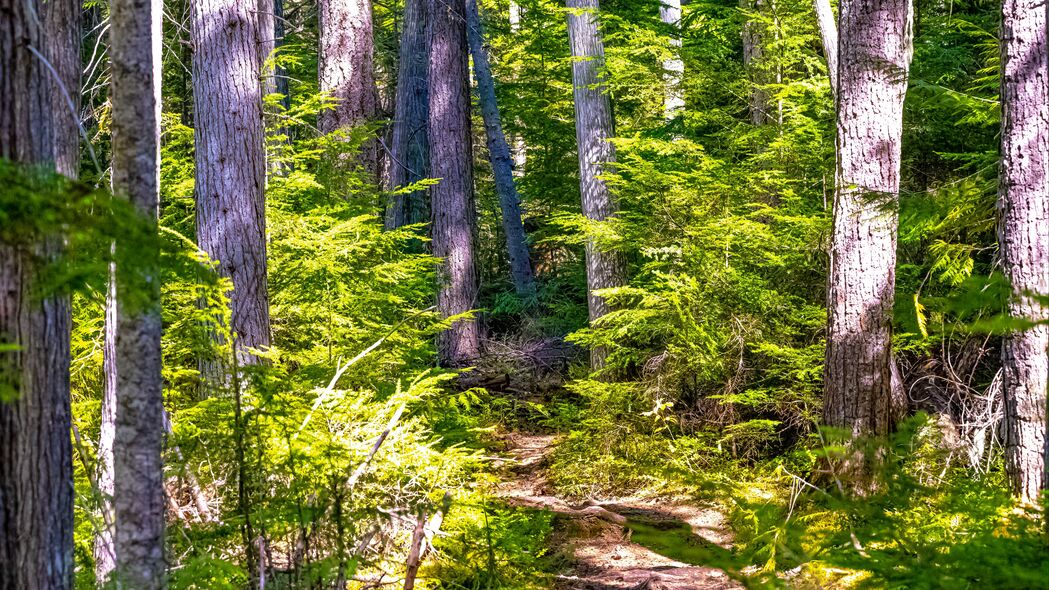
[385,0,429,229]
[466,0,537,297]
[105,0,167,586]
[567,0,627,369]
[823,0,912,436]
[429,0,481,366]
[813,0,839,99]
[998,0,1049,503]
[318,0,379,177]
[660,0,685,119]
[191,0,272,368]
[0,1,75,588]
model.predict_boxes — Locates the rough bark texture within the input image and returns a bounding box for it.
[191,0,272,366]
[429,0,481,366]
[660,0,685,119]
[824,0,912,436]
[466,0,537,297]
[319,0,379,176]
[813,0,839,99]
[46,0,81,178]
[567,0,627,368]
[0,1,75,588]
[741,0,771,125]
[998,0,1049,503]
[385,0,429,229]
[108,0,167,586]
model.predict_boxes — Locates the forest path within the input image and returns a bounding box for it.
[492,432,741,590]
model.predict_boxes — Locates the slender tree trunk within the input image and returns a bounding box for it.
[813,0,839,99]
[466,0,537,297]
[741,0,771,125]
[105,0,167,586]
[191,0,272,367]
[660,0,685,119]
[0,1,75,587]
[823,0,912,436]
[567,0,627,369]
[429,0,482,366]
[385,0,429,229]
[274,0,289,112]
[998,0,1049,503]
[508,2,527,175]
[96,280,117,580]
[318,0,379,177]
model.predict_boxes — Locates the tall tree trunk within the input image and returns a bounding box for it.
[823,0,912,436]
[508,2,527,175]
[0,0,75,587]
[274,0,290,112]
[96,279,118,580]
[813,0,839,99]
[998,0,1049,503]
[385,0,429,229]
[106,0,167,586]
[660,0,685,119]
[191,0,272,368]
[741,0,771,125]
[429,0,482,366]
[318,0,379,178]
[466,0,537,297]
[567,0,627,369]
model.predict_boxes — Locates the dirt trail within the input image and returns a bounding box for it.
[493,433,741,590]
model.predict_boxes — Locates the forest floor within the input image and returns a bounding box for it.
[492,432,741,590]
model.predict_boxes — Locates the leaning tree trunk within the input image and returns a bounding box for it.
[385,0,429,229]
[191,0,272,369]
[567,0,627,369]
[998,0,1049,503]
[660,0,685,119]
[813,0,839,99]
[466,0,537,297]
[823,0,912,437]
[104,0,167,586]
[319,0,379,178]
[429,0,482,366]
[0,0,75,587]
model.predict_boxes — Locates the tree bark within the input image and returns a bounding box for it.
[191,0,272,368]
[823,0,912,436]
[429,0,482,366]
[660,0,685,119]
[106,0,167,586]
[741,0,771,125]
[567,0,627,369]
[466,0,537,297]
[385,0,429,229]
[998,0,1049,503]
[0,1,75,587]
[318,0,379,177]
[813,0,839,99]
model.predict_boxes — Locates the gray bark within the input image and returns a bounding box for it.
[998,0,1049,503]
[96,277,117,580]
[429,0,482,366]
[660,0,685,119]
[191,0,272,368]
[823,0,912,436]
[813,0,839,99]
[741,0,771,125]
[107,0,167,586]
[567,0,627,368]
[466,0,537,297]
[385,0,429,229]
[0,1,75,587]
[319,0,379,177]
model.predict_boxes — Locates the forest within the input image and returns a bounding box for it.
[1,0,1048,587]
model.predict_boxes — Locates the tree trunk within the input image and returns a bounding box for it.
[741,0,771,125]
[385,0,429,230]
[106,0,167,586]
[566,0,627,369]
[429,0,482,366]
[466,0,537,297]
[318,0,379,177]
[191,0,272,368]
[0,1,75,587]
[823,0,912,436]
[813,0,839,99]
[96,279,117,581]
[998,0,1049,503]
[660,0,685,119]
